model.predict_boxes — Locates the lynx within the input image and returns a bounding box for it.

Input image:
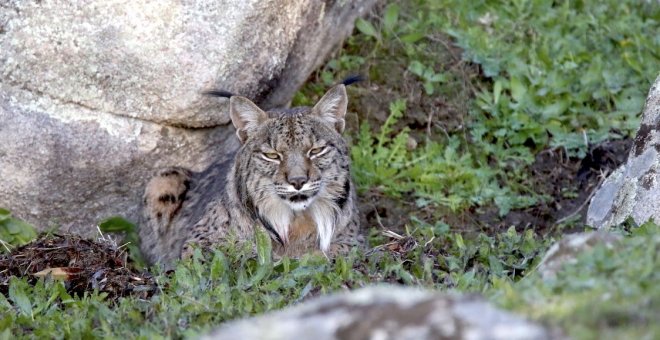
[138,80,364,266]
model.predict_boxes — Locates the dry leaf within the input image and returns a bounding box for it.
[33,267,81,280]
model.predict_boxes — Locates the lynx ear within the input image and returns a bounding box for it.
[312,84,348,133]
[229,96,268,143]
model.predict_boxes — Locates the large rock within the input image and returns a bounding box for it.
[587,75,660,229]
[0,0,375,235]
[203,286,553,340]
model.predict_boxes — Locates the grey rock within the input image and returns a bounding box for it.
[1,0,375,127]
[537,232,622,280]
[587,74,660,229]
[203,286,553,340]
[0,0,374,235]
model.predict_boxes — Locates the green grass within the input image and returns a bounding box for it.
[493,222,660,339]
[2,0,660,338]
[1,220,554,338]
[1,217,657,339]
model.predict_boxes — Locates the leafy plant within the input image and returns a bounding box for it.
[408,60,448,95]
[0,208,37,252]
[351,99,540,213]
[2,214,657,339]
[98,216,147,268]
[441,0,658,157]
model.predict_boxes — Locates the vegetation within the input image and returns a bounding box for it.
[493,222,659,339]
[1,0,659,338]
[1,223,552,338]
[298,0,659,214]
[1,217,657,338]
[0,209,37,252]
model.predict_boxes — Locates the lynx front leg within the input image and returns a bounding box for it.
[179,203,233,260]
[328,216,366,256]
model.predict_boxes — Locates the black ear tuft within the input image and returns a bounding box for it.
[340,75,366,87]
[203,90,235,98]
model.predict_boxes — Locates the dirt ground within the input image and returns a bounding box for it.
[359,138,631,236]
[479,138,631,233]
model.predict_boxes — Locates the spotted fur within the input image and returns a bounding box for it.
[139,84,364,267]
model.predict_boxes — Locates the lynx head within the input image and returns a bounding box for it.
[228,85,352,252]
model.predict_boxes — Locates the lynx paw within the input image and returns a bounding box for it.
[143,167,192,224]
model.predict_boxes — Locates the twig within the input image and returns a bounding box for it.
[427,34,460,62]
[0,238,12,252]
[381,230,404,240]
[555,177,605,225]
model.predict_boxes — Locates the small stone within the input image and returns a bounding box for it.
[406,136,418,151]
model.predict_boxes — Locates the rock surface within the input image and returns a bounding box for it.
[203,286,553,340]
[0,84,239,234]
[0,0,374,235]
[1,0,375,127]
[587,75,660,229]
[537,231,622,280]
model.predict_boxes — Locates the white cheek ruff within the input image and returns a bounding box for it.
[258,197,293,244]
[259,183,339,252]
[308,200,339,252]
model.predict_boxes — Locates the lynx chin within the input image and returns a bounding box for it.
[138,80,364,266]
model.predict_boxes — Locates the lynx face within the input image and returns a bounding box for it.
[229,85,351,251]
[249,115,348,210]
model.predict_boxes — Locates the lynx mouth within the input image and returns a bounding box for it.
[287,194,309,202]
[278,193,317,211]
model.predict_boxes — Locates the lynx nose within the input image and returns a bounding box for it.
[287,176,308,190]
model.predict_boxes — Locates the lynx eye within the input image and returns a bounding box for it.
[262,152,280,160]
[309,147,325,156]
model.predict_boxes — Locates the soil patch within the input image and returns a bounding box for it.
[0,234,155,301]
[360,138,632,236]
[478,138,632,234]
